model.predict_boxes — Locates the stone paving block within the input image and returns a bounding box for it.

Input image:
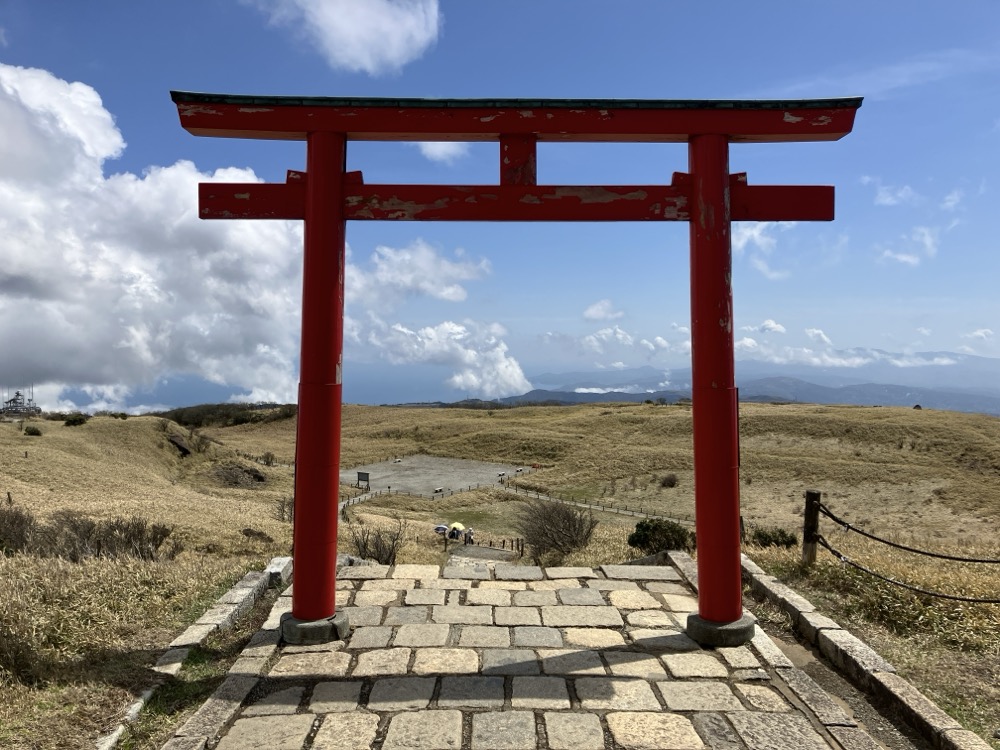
[477,580,526,590]
[170,623,216,648]
[444,590,459,605]
[604,650,668,679]
[270,652,350,680]
[154,647,189,677]
[443,565,490,580]
[308,681,362,713]
[458,625,510,647]
[176,675,257,738]
[798,611,842,643]
[494,606,541,626]
[404,589,446,606]
[394,623,450,647]
[512,675,570,709]
[482,648,540,675]
[311,712,380,750]
[352,590,399,607]
[432,605,493,624]
[660,594,699,612]
[609,590,663,610]
[556,587,605,606]
[605,712,704,750]
[827,725,885,750]
[586,579,640,591]
[564,628,626,648]
[601,564,681,581]
[228,655,269,677]
[690,712,743,750]
[629,628,700,652]
[281,639,346,655]
[215,714,314,750]
[438,675,505,708]
[471,711,537,750]
[242,628,281,658]
[750,625,793,668]
[495,564,543,581]
[542,605,624,628]
[643,581,693,595]
[727,712,830,750]
[196,604,240,629]
[513,625,563,648]
[818,629,895,686]
[871,671,961,738]
[666,551,699,587]
[627,610,680,628]
[334,579,354,591]
[360,578,414,590]
[657,681,744,712]
[351,647,410,677]
[539,648,606,676]
[383,606,430,625]
[383,709,463,750]
[339,564,390,579]
[392,564,440,579]
[411,648,479,675]
[529,579,581,590]
[338,606,383,627]
[735,684,791,712]
[662,652,728,678]
[544,712,605,750]
[545,566,597,579]
[465,588,511,606]
[718,646,760,669]
[348,626,392,649]
[160,737,207,750]
[243,686,305,717]
[576,677,662,710]
[778,667,856,726]
[940,729,995,750]
[424,577,475,589]
[513,589,557,606]
[261,600,293,631]
[733,668,771,682]
[367,676,436,711]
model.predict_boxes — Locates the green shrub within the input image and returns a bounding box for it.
[660,473,678,488]
[63,413,89,427]
[23,425,42,436]
[627,518,695,554]
[748,525,798,549]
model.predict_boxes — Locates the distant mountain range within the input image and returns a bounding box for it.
[510,351,1000,415]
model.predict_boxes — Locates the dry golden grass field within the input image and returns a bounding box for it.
[1,401,998,748]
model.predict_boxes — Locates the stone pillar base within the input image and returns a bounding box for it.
[280,611,351,645]
[686,613,755,647]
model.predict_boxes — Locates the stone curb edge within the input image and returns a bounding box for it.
[94,556,292,750]
[738,553,993,750]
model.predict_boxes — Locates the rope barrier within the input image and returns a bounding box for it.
[816,536,1000,604]
[818,502,1000,564]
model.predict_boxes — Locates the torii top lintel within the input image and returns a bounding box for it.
[172,92,861,223]
[171,91,861,143]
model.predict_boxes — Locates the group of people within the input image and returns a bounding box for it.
[439,524,475,544]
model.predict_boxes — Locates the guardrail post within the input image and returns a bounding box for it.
[802,490,821,566]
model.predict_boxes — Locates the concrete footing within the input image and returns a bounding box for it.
[686,612,756,647]
[280,611,351,645]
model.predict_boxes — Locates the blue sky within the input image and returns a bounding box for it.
[1,1,999,409]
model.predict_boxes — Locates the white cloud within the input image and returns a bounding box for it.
[582,325,634,354]
[911,226,938,258]
[415,142,470,164]
[610,361,627,370]
[880,249,921,266]
[750,256,790,281]
[732,221,797,256]
[735,337,759,351]
[248,0,441,75]
[671,323,689,334]
[805,328,833,346]
[916,327,931,336]
[962,328,994,340]
[941,189,963,211]
[583,299,624,321]
[742,319,786,334]
[638,336,669,353]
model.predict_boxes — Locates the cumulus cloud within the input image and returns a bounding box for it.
[415,142,469,164]
[247,0,441,75]
[941,189,963,211]
[916,327,931,336]
[742,319,786,334]
[881,249,921,266]
[962,328,994,340]
[583,299,624,321]
[583,325,634,354]
[735,337,759,351]
[805,328,833,346]
[639,336,669,352]
[0,63,523,409]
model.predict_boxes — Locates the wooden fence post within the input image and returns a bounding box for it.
[802,490,821,566]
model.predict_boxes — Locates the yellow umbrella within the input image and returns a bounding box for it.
[449,522,466,531]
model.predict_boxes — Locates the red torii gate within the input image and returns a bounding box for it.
[172,93,861,646]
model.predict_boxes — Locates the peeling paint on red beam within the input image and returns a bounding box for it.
[198,183,305,219]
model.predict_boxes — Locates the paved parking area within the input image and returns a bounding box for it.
[340,455,527,496]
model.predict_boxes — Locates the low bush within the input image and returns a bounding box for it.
[748,525,798,549]
[23,425,42,436]
[63,413,89,427]
[627,518,695,554]
[514,497,598,564]
[660,473,678,488]
[346,517,407,565]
